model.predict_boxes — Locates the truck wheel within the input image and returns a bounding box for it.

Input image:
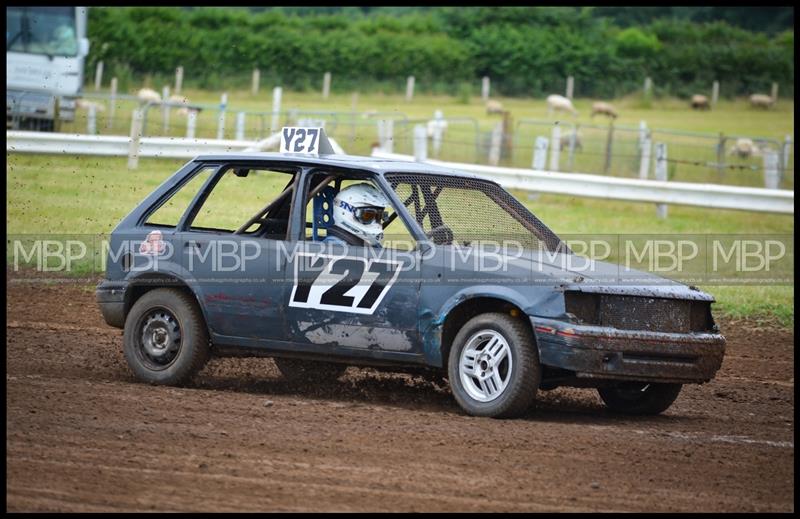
[274,357,347,382]
[448,313,541,418]
[597,382,682,415]
[123,288,209,385]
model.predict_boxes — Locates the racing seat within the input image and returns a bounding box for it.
[311,185,337,241]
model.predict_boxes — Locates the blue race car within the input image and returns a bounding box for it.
[96,128,725,418]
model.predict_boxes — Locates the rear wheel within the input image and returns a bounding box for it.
[447,313,540,418]
[597,382,683,415]
[274,357,347,382]
[123,288,210,385]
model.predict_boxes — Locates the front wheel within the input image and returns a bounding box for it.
[448,313,541,418]
[597,382,683,415]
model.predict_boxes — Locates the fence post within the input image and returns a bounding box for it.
[53,97,61,132]
[711,80,719,107]
[643,77,652,98]
[639,135,652,179]
[566,123,578,172]
[638,120,647,150]
[185,109,197,139]
[781,134,792,187]
[87,105,96,135]
[385,119,394,154]
[431,110,444,157]
[763,150,780,189]
[94,61,103,91]
[406,76,415,102]
[654,142,668,218]
[107,77,117,130]
[549,123,561,171]
[251,69,260,96]
[162,85,170,134]
[377,119,385,151]
[217,93,227,140]
[771,82,779,105]
[322,72,331,99]
[603,120,614,175]
[488,123,503,166]
[236,112,246,141]
[271,87,282,133]
[413,124,427,162]
[481,76,490,101]
[566,76,574,100]
[174,66,183,95]
[128,109,143,170]
[532,137,549,170]
[716,132,726,182]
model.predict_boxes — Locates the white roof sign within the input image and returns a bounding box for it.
[280,127,336,156]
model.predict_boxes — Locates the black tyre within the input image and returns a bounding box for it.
[123,288,210,385]
[447,313,541,418]
[597,382,683,415]
[274,357,347,382]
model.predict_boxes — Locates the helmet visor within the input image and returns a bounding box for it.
[354,206,386,225]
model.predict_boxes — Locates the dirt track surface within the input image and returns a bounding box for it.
[6,272,795,512]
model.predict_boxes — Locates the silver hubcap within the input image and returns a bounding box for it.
[459,330,513,402]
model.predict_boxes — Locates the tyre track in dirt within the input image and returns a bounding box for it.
[6,273,795,511]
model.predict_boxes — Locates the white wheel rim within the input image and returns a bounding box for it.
[459,329,513,403]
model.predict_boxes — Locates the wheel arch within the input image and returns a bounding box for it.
[437,295,535,372]
[125,273,208,328]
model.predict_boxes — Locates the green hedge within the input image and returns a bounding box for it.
[86,7,794,98]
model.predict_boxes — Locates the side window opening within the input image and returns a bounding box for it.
[145,166,215,228]
[303,171,416,251]
[188,165,298,237]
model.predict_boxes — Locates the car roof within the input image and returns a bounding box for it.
[192,152,495,182]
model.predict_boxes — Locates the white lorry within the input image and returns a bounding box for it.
[6,6,90,131]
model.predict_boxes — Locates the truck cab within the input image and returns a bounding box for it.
[6,6,90,131]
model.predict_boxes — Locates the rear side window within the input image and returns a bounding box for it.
[189,166,297,236]
[145,167,215,227]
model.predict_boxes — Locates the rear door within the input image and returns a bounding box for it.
[177,162,300,343]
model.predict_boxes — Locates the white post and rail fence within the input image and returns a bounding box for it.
[5,130,793,216]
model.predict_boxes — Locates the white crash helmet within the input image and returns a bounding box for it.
[332,183,390,246]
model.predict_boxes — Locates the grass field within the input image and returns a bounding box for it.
[63,87,795,188]
[6,153,793,327]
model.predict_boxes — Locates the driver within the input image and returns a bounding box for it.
[322,183,389,248]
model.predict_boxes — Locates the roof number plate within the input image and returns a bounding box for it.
[280,127,335,156]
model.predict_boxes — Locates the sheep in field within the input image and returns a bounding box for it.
[558,131,582,151]
[546,94,578,117]
[590,101,617,119]
[136,88,162,104]
[749,93,775,109]
[486,99,505,115]
[690,94,710,110]
[728,137,762,159]
[75,99,106,112]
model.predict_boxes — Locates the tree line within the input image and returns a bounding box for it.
[87,7,794,99]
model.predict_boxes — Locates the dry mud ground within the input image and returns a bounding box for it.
[6,272,794,512]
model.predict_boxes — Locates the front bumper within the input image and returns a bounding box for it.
[96,280,129,328]
[532,316,726,384]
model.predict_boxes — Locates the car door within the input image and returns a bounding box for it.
[177,162,299,344]
[282,171,423,357]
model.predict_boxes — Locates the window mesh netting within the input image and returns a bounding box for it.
[385,173,563,252]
